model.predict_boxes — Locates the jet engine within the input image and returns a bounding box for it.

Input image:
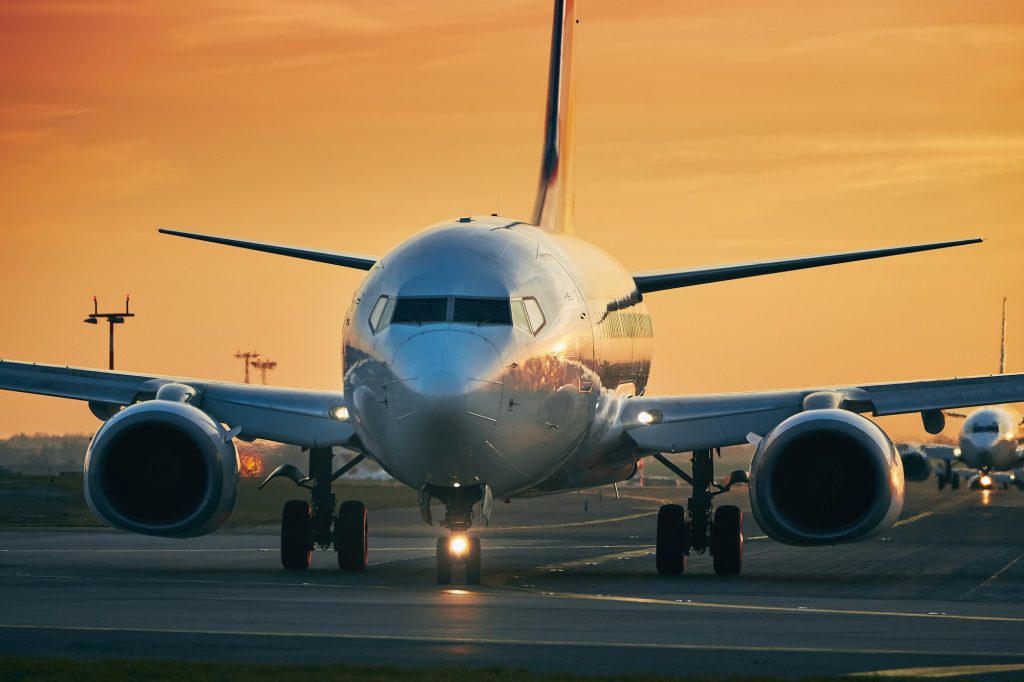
[84,400,239,537]
[749,409,904,546]
[899,450,931,482]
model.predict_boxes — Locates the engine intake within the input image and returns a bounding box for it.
[84,401,238,537]
[899,450,931,482]
[749,409,904,546]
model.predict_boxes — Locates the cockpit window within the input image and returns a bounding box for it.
[453,298,512,325]
[970,423,1000,434]
[392,297,448,324]
[523,297,546,333]
[368,296,389,331]
[511,299,530,332]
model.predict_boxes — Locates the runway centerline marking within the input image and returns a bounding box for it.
[497,496,671,531]
[960,550,1024,601]
[1,623,1023,660]
[893,495,970,528]
[849,662,1024,678]
[892,511,934,527]
[516,589,1024,623]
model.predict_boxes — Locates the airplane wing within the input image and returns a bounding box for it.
[622,373,1024,454]
[991,472,1016,486]
[0,360,354,449]
[631,238,980,293]
[919,444,959,462]
[158,229,377,270]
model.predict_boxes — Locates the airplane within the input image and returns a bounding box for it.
[2,0,1024,585]
[900,299,1024,491]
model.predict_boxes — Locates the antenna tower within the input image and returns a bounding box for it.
[234,350,261,384]
[251,358,278,385]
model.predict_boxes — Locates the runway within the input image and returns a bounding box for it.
[2,483,1024,679]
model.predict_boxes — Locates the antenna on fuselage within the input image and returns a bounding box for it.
[999,297,1007,374]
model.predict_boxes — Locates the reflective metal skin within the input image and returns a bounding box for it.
[749,409,904,546]
[958,407,1023,473]
[343,218,650,498]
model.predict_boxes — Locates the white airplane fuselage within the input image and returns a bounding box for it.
[343,217,652,497]
[958,407,1023,473]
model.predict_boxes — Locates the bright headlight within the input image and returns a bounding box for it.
[330,405,350,421]
[449,535,468,557]
[980,474,992,487]
[637,409,663,425]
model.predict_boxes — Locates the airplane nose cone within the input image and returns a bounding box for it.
[417,369,467,400]
[386,330,505,486]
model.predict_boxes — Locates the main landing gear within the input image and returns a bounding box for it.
[261,446,369,571]
[653,449,746,576]
[420,483,490,585]
[937,461,960,491]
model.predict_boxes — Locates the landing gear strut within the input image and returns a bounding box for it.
[937,462,960,491]
[261,446,368,571]
[422,484,488,585]
[653,449,745,576]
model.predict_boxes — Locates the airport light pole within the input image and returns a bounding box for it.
[234,350,261,384]
[83,295,135,370]
[251,358,278,385]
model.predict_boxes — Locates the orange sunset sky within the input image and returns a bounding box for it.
[1,0,1021,440]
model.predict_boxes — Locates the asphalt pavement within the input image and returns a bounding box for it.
[1,482,1023,679]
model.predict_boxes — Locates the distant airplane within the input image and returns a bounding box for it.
[900,299,1023,491]
[2,0,1024,585]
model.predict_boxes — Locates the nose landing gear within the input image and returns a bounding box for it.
[261,446,369,571]
[937,462,961,491]
[436,533,482,585]
[653,449,746,576]
[422,483,488,585]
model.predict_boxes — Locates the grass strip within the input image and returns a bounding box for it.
[0,657,910,682]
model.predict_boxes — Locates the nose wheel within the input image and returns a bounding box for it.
[422,484,487,585]
[436,533,481,585]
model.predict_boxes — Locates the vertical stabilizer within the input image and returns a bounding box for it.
[531,0,577,234]
[1000,297,1007,374]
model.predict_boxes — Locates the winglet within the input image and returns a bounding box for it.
[531,0,577,234]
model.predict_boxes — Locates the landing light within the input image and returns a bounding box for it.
[980,474,993,487]
[330,405,350,421]
[637,409,663,425]
[450,535,468,557]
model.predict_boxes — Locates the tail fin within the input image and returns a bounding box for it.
[531,0,577,234]
[1000,297,1008,374]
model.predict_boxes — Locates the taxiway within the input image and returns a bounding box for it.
[1,484,1023,679]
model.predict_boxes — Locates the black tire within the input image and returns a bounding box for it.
[951,476,960,491]
[656,504,687,575]
[335,500,368,571]
[712,505,743,576]
[436,538,453,585]
[937,477,946,491]
[281,500,313,570]
[465,537,482,585]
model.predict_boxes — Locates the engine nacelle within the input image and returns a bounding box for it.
[84,401,239,537]
[749,409,904,546]
[900,450,931,482]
